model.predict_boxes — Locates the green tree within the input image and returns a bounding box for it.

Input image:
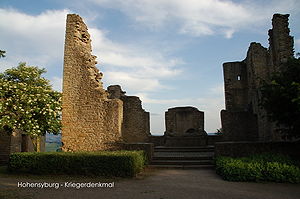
[260,58,300,139]
[0,63,61,137]
[0,50,6,58]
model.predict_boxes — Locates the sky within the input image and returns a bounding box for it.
[0,0,300,135]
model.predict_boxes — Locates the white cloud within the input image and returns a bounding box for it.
[50,76,63,91]
[0,8,182,93]
[0,8,68,70]
[88,0,299,38]
[88,27,182,91]
[105,72,162,92]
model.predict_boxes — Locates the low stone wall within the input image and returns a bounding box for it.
[148,135,222,146]
[0,130,11,165]
[148,135,165,146]
[207,135,223,145]
[215,141,300,160]
[122,143,154,162]
[165,136,207,147]
[221,110,258,141]
[0,130,44,165]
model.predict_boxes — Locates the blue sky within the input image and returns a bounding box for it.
[1,0,300,134]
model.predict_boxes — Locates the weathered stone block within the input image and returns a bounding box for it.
[165,106,205,137]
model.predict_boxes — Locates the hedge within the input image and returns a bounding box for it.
[8,150,145,177]
[215,153,300,183]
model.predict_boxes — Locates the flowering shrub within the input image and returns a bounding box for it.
[0,63,61,136]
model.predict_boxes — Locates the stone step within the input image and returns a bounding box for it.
[154,151,214,155]
[152,155,214,161]
[154,147,214,152]
[150,159,214,166]
[155,145,214,149]
[148,164,215,169]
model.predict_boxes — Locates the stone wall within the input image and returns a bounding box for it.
[122,143,154,162]
[223,61,248,111]
[0,130,11,165]
[165,107,205,136]
[221,14,294,142]
[215,141,300,160]
[207,135,223,145]
[62,14,123,151]
[269,14,294,72]
[0,130,40,165]
[148,135,165,146]
[107,85,150,143]
[221,110,258,141]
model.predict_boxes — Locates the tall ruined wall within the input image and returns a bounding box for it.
[107,85,150,143]
[246,42,273,141]
[62,14,123,151]
[223,61,248,111]
[165,107,204,136]
[269,14,294,72]
[221,13,294,142]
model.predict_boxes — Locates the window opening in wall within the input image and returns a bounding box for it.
[237,75,241,81]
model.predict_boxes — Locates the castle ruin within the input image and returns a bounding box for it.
[221,14,294,142]
[61,14,150,151]
[62,14,124,151]
[61,13,295,152]
[107,85,150,143]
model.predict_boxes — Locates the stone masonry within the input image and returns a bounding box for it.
[62,14,123,151]
[221,14,294,141]
[165,107,205,137]
[164,106,207,146]
[108,85,150,143]
[0,130,41,165]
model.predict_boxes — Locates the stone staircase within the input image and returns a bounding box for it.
[149,145,215,169]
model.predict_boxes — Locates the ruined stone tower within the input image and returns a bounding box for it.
[62,14,123,151]
[221,14,294,142]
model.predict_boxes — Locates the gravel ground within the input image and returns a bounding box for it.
[1,168,300,199]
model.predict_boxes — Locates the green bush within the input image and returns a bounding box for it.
[8,150,145,177]
[215,154,300,183]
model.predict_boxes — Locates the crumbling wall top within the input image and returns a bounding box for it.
[63,14,107,98]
